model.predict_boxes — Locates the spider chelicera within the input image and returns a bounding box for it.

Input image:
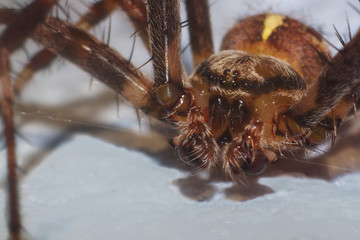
[0,0,360,239]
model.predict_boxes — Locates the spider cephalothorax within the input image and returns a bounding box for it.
[174,50,305,177]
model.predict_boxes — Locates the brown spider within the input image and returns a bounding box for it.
[1,0,360,239]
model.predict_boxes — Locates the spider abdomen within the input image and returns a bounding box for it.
[221,14,330,85]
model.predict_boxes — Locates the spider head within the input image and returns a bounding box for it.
[174,50,306,181]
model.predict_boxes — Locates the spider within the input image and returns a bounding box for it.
[1,0,360,239]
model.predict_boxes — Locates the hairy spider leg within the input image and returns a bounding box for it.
[147,0,188,119]
[30,18,159,114]
[0,49,21,240]
[148,0,183,87]
[0,0,58,54]
[293,30,360,131]
[0,1,59,239]
[185,0,214,68]
[1,0,148,96]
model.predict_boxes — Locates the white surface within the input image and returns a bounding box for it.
[1,0,360,240]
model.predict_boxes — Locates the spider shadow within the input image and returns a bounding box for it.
[135,124,360,202]
[14,104,360,202]
[80,124,277,202]
[77,121,360,202]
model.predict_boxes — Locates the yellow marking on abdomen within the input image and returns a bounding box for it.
[262,14,285,41]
